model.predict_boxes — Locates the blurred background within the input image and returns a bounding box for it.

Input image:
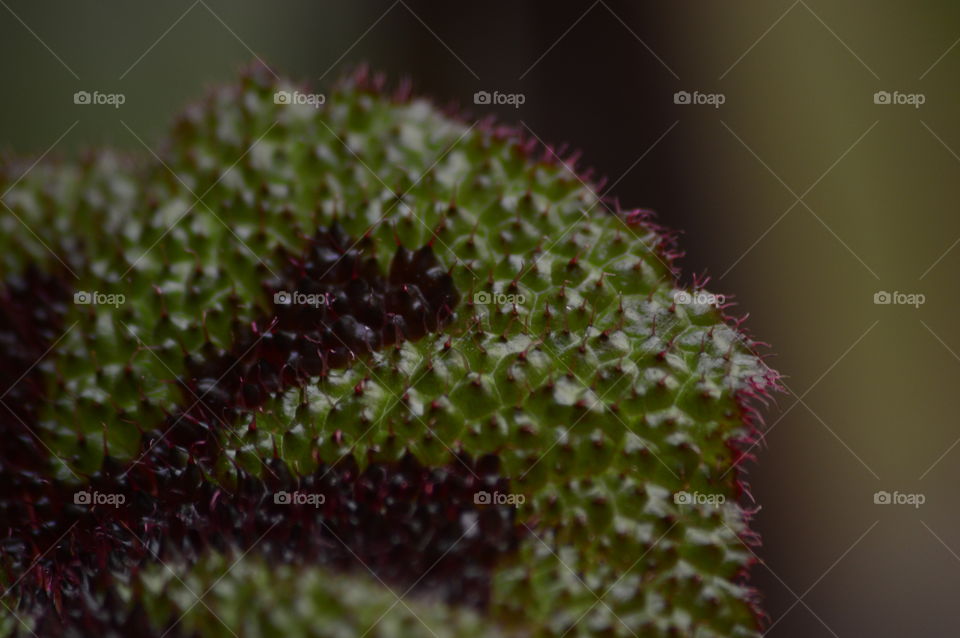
[2,1,957,635]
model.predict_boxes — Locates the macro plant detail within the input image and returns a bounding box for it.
[0,65,778,637]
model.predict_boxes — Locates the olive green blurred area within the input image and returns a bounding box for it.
[2,1,958,635]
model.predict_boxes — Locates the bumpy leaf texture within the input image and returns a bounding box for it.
[0,65,779,638]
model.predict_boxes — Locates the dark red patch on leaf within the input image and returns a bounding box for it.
[21,453,519,637]
[182,224,459,422]
[0,265,71,473]
[1,236,521,637]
